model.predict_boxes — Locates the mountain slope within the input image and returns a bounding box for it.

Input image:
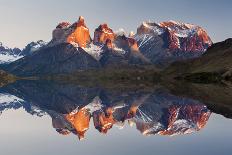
[2,43,100,76]
[164,38,232,82]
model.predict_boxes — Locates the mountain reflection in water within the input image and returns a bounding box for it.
[0,80,211,140]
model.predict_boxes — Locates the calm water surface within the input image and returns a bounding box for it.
[0,80,231,155]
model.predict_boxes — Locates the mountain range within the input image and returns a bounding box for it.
[0,80,211,140]
[0,16,212,76]
[0,40,46,64]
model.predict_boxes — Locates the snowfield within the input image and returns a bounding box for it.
[0,53,23,64]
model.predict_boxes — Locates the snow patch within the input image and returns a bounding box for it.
[83,43,104,60]
[0,42,10,50]
[165,119,197,136]
[84,96,103,114]
[113,46,126,54]
[141,21,198,38]
[142,22,164,35]
[134,34,154,48]
[0,93,24,104]
[0,53,23,64]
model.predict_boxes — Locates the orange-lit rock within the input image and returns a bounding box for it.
[166,30,180,50]
[159,21,212,52]
[183,105,211,129]
[94,24,115,45]
[197,28,212,44]
[67,16,91,48]
[66,108,91,140]
[127,104,211,136]
[51,16,91,48]
[159,105,211,136]
[167,106,179,128]
[197,111,211,129]
[159,21,180,28]
[93,107,116,134]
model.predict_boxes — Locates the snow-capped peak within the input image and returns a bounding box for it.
[139,20,199,38]
[0,93,24,104]
[0,40,47,64]
[0,93,46,117]
[115,28,127,37]
[0,42,23,64]
[0,53,23,64]
[0,42,10,50]
[135,20,212,52]
[21,40,47,55]
[32,40,47,49]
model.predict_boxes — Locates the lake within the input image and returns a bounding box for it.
[0,80,231,155]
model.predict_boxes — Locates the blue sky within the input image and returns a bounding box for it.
[0,0,231,48]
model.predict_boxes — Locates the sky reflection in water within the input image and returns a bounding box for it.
[0,80,231,155]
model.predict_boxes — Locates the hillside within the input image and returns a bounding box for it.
[164,38,232,83]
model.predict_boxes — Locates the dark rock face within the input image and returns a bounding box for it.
[99,35,150,66]
[3,43,100,76]
[99,47,129,66]
[99,47,149,67]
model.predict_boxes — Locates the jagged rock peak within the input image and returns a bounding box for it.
[136,20,212,52]
[56,22,71,29]
[52,16,91,48]
[94,23,115,45]
[77,16,86,27]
